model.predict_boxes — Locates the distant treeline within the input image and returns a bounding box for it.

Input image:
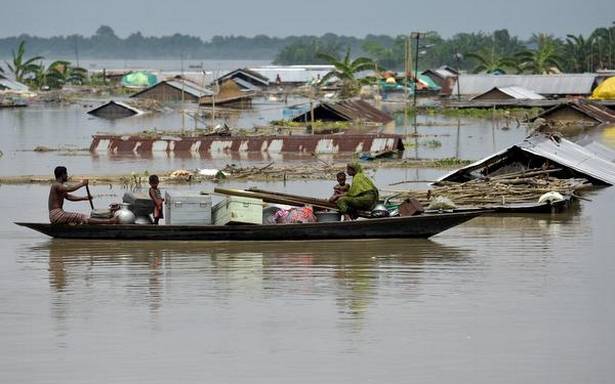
[1,25,614,73]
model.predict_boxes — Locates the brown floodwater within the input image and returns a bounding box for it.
[1,104,615,383]
[0,102,532,177]
[1,181,615,383]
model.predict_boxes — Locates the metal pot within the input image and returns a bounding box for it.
[114,203,136,224]
[371,202,390,218]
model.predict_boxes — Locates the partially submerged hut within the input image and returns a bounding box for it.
[215,68,269,90]
[453,74,600,98]
[422,66,458,88]
[470,86,545,101]
[131,78,213,103]
[249,65,333,85]
[200,79,254,107]
[437,133,615,186]
[291,100,393,124]
[531,100,615,125]
[87,100,144,119]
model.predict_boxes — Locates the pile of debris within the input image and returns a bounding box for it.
[220,162,340,181]
[388,169,589,209]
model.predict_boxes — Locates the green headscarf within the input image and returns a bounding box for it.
[347,163,378,197]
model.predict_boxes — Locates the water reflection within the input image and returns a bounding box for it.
[30,239,472,322]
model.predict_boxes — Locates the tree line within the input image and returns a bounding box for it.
[276,27,615,74]
[2,25,614,83]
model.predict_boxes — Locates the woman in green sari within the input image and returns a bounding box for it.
[336,163,379,219]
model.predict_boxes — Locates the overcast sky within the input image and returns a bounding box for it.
[1,0,613,40]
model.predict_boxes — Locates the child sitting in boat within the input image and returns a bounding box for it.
[148,175,164,225]
[329,171,350,203]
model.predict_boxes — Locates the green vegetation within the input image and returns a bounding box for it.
[433,157,472,167]
[30,60,87,89]
[3,41,43,82]
[271,27,614,74]
[272,38,342,65]
[1,41,88,89]
[422,139,442,149]
[464,49,519,74]
[316,48,376,97]
[2,25,614,74]
[270,120,352,130]
[515,34,564,74]
[406,107,542,119]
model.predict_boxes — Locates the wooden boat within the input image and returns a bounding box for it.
[15,211,483,241]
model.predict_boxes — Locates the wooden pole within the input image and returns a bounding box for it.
[85,184,94,210]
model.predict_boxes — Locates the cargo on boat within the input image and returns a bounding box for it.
[15,211,484,241]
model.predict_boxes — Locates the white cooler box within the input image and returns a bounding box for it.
[212,196,263,225]
[164,192,212,225]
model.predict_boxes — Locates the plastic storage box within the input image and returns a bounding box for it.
[212,196,263,225]
[164,192,212,225]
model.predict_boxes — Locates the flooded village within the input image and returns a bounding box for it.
[2,4,615,383]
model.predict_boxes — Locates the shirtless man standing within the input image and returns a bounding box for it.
[48,166,117,224]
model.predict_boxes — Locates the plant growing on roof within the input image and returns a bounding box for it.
[4,41,44,83]
[316,47,376,98]
[515,33,564,74]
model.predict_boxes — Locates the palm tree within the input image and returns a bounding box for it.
[465,47,519,74]
[30,60,88,90]
[516,33,563,74]
[565,34,594,72]
[317,47,376,98]
[4,41,44,82]
[591,27,613,70]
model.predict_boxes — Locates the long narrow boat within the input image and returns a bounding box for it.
[15,211,483,241]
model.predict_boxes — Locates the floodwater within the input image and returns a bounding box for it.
[1,101,531,177]
[2,103,615,383]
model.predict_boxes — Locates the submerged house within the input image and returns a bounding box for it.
[131,78,213,103]
[200,79,254,107]
[87,100,144,119]
[215,68,269,89]
[291,99,393,124]
[470,86,545,101]
[531,100,615,125]
[422,66,458,93]
[437,133,615,186]
[454,74,600,98]
[250,65,334,85]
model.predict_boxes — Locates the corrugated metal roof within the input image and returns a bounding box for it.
[292,99,393,124]
[519,135,615,184]
[217,68,270,86]
[532,100,615,124]
[166,80,214,97]
[471,86,545,100]
[87,100,144,116]
[583,141,615,163]
[0,78,29,92]
[231,77,261,92]
[457,74,597,96]
[250,66,334,84]
[437,133,615,185]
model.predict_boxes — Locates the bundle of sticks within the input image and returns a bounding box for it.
[386,168,591,207]
[222,162,341,181]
